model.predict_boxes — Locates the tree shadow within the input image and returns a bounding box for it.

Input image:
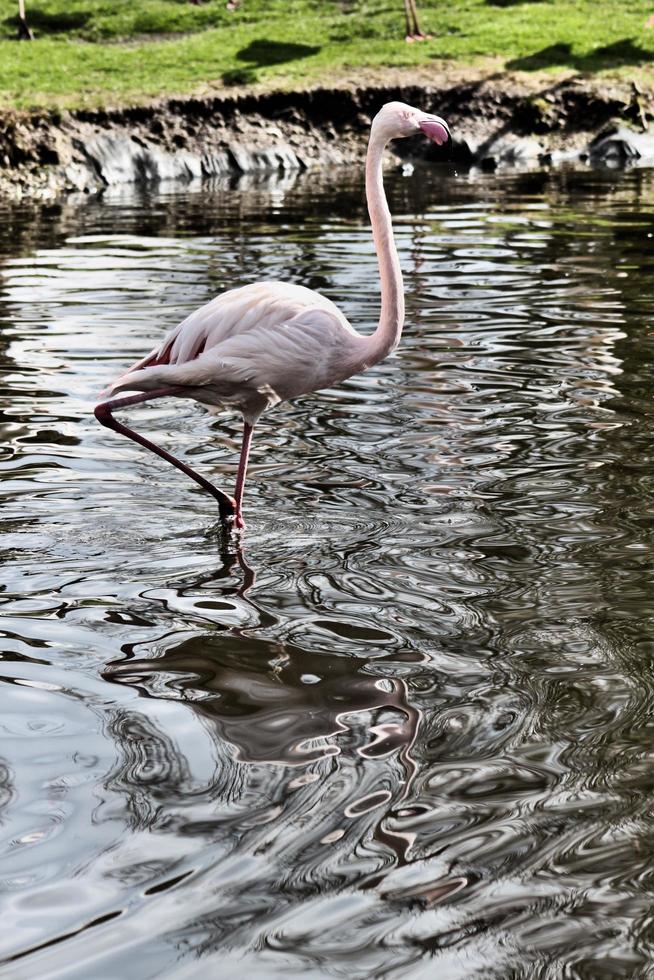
[222,39,321,86]
[2,8,91,36]
[507,39,654,72]
[236,39,321,67]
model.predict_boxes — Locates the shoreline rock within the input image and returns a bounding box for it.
[1,75,652,199]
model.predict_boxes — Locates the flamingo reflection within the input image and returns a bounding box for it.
[105,547,421,782]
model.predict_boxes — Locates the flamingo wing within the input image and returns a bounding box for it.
[108,296,361,423]
[122,281,351,376]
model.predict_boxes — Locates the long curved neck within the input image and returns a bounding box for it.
[364,127,404,364]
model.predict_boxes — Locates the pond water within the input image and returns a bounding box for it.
[1,162,654,979]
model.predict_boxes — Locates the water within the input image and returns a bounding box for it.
[1,163,653,979]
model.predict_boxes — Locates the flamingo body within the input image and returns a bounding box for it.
[96,102,452,529]
[109,282,361,424]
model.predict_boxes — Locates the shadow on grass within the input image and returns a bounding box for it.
[236,39,321,66]
[507,39,654,71]
[223,39,321,86]
[2,8,91,36]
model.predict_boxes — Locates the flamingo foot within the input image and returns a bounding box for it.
[222,495,240,526]
[206,488,237,526]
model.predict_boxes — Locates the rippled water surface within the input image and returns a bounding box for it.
[2,163,654,978]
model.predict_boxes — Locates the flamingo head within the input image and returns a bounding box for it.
[372,101,451,148]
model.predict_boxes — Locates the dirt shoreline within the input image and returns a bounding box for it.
[1,69,653,198]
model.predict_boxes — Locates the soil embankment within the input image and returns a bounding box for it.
[1,70,653,197]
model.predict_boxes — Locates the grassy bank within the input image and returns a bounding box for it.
[1,0,654,110]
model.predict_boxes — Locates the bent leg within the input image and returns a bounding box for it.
[94,387,236,524]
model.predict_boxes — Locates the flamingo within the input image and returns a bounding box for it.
[95,102,451,529]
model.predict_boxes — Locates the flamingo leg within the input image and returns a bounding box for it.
[233,422,253,530]
[410,0,422,36]
[404,0,415,40]
[404,0,427,40]
[94,387,236,524]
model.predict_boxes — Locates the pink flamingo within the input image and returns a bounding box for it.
[95,102,451,529]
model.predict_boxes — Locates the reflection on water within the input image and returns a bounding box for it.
[106,550,421,773]
[1,164,654,977]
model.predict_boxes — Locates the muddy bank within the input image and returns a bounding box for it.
[1,72,653,198]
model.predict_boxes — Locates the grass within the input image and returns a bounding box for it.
[1,0,654,109]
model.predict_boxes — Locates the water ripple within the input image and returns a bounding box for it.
[0,166,654,977]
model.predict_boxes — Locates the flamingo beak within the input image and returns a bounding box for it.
[419,117,451,147]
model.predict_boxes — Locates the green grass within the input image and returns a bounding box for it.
[1,0,654,109]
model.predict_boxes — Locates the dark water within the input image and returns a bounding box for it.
[1,162,654,979]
